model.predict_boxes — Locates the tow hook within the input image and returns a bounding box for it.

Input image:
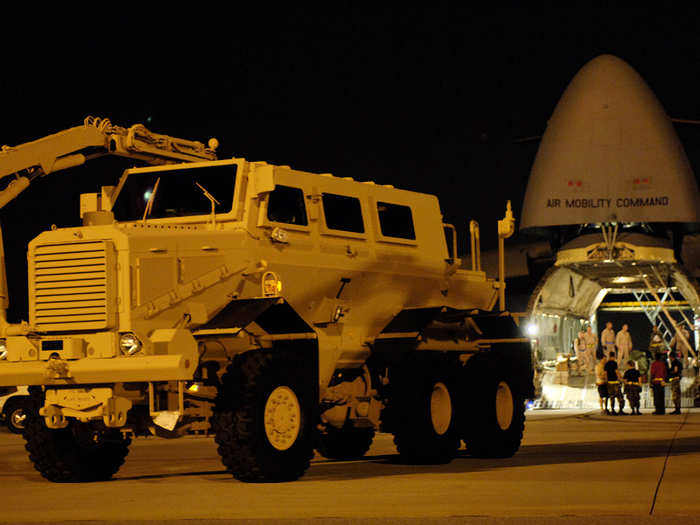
[45,354,72,379]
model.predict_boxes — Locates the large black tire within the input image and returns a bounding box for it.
[23,390,131,482]
[4,396,30,434]
[316,425,375,460]
[213,349,314,482]
[461,354,526,458]
[389,355,460,464]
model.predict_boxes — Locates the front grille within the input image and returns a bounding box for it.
[30,241,114,331]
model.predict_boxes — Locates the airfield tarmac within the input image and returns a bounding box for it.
[1,409,700,524]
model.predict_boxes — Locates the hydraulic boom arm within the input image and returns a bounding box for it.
[0,116,219,335]
[0,116,218,209]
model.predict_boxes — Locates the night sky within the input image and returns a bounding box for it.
[1,6,699,321]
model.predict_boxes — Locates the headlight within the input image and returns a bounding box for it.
[262,271,282,297]
[119,333,142,356]
[0,339,6,360]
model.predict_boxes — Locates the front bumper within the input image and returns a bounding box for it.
[0,328,198,386]
[0,353,195,386]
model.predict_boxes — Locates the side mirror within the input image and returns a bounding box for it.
[79,193,101,218]
[80,190,116,225]
[80,186,116,218]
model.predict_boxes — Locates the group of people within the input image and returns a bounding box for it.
[594,353,642,415]
[648,350,684,415]
[573,321,690,415]
[573,323,633,374]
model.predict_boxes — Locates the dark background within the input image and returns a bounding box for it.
[1,6,699,321]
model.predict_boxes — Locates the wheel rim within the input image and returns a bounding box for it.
[9,408,26,430]
[264,386,301,451]
[495,381,514,430]
[430,382,452,435]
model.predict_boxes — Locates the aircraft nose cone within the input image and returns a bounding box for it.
[520,54,700,229]
[552,54,662,133]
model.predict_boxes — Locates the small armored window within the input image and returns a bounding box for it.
[322,193,365,233]
[377,201,415,240]
[267,185,308,225]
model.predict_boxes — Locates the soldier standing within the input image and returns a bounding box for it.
[573,330,586,375]
[595,355,609,415]
[649,352,668,415]
[604,351,626,415]
[668,353,683,415]
[601,322,616,357]
[623,360,642,415]
[583,326,598,371]
[649,326,664,357]
[670,324,691,361]
[615,323,633,368]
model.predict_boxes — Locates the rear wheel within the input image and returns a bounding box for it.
[213,349,314,482]
[316,425,375,460]
[389,356,460,464]
[461,355,525,458]
[23,390,131,482]
[4,397,30,434]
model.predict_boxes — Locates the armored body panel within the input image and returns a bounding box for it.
[0,125,532,483]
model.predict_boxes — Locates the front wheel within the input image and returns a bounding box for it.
[23,390,131,482]
[213,349,314,482]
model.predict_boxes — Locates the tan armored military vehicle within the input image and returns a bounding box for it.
[0,118,533,482]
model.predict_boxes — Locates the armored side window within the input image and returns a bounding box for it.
[377,202,416,240]
[267,185,308,225]
[322,193,365,233]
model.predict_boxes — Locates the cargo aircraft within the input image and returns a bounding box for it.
[492,55,700,405]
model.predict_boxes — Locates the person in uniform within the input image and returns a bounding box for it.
[670,324,691,361]
[572,331,582,376]
[583,326,598,372]
[668,353,683,415]
[573,330,588,375]
[595,354,609,415]
[649,352,668,415]
[623,360,642,415]
[649,326,665,357]
[601,322,616,358]
[604,351,626,415]
[615,323,633,368]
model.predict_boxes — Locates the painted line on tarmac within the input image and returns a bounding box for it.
[649,409,690,515]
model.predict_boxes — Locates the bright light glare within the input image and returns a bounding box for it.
[143,190,152,202]
[526,322,538,336]
[611,275,638,284]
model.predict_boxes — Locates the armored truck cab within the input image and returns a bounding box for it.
[0,155,533,482]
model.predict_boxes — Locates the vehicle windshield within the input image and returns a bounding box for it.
[112,164,237,221]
